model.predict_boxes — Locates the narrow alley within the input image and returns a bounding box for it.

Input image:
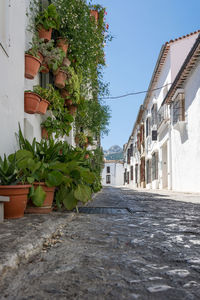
[1,187,200,299]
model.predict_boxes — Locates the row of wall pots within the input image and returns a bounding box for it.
[24,92,50,115]
[0,183,55,219]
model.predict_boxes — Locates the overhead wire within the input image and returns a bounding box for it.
[101,82,172,100]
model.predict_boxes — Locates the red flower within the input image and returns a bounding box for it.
[106,24,109,30]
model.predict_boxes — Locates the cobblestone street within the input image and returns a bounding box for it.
[1,187,200,299]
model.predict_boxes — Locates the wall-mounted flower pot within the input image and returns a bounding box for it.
[25,183,55,214]
[38,26,52,42]
[37,99,50,115]
[41,127,49,139]
[24,92,40,114]
[61,89,70,99]
[63,57,71,67]
[90,10,98,22]
[57,38,69,55]
[40,62,49,73]
[85,154,89,159]
[65,99,73,106]
[25,54,41,79]
[68,104,77,116]
[54,70,67,89]
[0,185,31,219]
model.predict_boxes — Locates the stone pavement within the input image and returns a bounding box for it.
[1,187,200,299]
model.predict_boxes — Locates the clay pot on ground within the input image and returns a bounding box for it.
[37,99,50,115]
[25,54,41,79]
[68,104,77,116]
[38,26,52,42]
[24,92,40,114]
[41,127,49,139]
[90,10,98,22]
[25,183,55,214]
[0,185,31,219]
[57,38,69,55]
[54,70,67,89]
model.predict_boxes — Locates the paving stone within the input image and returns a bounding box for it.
[1,187,200,299]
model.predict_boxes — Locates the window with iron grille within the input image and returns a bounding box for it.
[151,104,157,126]
[107,166,110,174]
[130,144,133,157]
[146,118,150,137]
[172,93,185,125]
[146,159,152,184]
[131,166,133,181]
[152,152,158,180]
[106,175,111,184]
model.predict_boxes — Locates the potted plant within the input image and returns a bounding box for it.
[24,90,41,114]
[54,66,68,89]
[33,86,50,115]
[25,37,43,79]
[0,152,31,219]
[35,4,60,41]
[57,37,69,55]
[64,66,81,113]
[75,132,88,147]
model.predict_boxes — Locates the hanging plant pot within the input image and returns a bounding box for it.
[57,38,69,55]
[0,185,31,219]
[63,57,71,67]
[90,10,98,22]
[68,104,77,116]
[38,52,44,64]
[25,183,55,214]
[24,92,40,114]
[40,62,49,74]
[38,26,52,42]
[54,70,67,89]
[61,89,70,99]
[41,127,49,139]
[37,99,50,115]
[25,54,41,79]
[85,154,89,159]
[65,99,73,106]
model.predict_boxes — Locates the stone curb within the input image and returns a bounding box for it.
[0,212,75,279]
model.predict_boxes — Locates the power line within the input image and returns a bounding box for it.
[101,82,172,100]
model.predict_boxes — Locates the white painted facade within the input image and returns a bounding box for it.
[102,161,124,187]
[0,0,74,158]
[123,31,200,193]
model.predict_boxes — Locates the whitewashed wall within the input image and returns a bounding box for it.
[171,62,200,192]
[0,0,26,157]
[102,162,124,187]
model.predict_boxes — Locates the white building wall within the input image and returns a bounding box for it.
[171,62,200,192]
[102,162,124,187]
[0,0,26,157]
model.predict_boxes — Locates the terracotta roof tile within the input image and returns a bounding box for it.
[165,30,200,45]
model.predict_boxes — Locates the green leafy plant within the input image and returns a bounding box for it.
[75,132,88,147]
[35,3,60,31]
[64,66,82,105]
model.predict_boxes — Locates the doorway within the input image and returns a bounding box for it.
[162,143,168,188]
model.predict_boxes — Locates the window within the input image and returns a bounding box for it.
[106,175,111,184]
[146,159,152,184]
[0,0,10,55]
[152,152,158,180]
[127,172,129,184]
[107,166,110,174]
[151,104,157,126]
[140,157,145,182]
[131,166,133,181]
[172,93,185,125]
[130,144,133,157]
[146,118,150,137]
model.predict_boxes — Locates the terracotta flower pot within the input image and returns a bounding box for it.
[37,99,50,115]
[25,183,55,214]
[85,154,89,159]
[57,38,69,55]
[63,57,71,67]
[68,104,77,116]
[38,52,44,64]
[0,185,31,219]
[65,99,73,106]
[40,62,49,73]
[54,70,67,89]
[24,92,40,114]
[38,26,52,42]
[25,54,41,79]
[41,127,49,139]
[90,10,98,22]
[61,89,70,99]
[75,136,79,145]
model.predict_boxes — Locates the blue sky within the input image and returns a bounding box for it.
[94,0,200,150]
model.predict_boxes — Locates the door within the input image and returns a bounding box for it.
[162,143,168,188]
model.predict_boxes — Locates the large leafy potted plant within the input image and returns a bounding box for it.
[35,4,60,41]
[0,152,32,219]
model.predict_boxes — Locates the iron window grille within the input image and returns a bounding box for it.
[152,152,158,180]
[172,93,185,125]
